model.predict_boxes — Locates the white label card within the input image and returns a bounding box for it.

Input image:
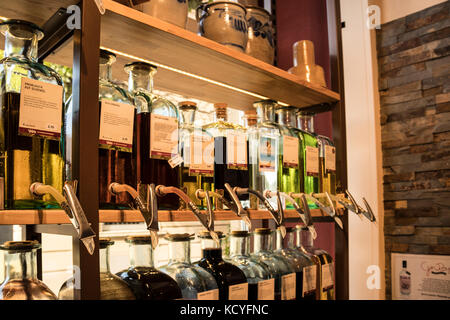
[189,134,214,176]
[281,273,296,300]
[283,135,299,168]
[99,99,135,151]
[257,278,275,300]
[303,265,317,296]
[306,146,319,176]
[228,282,249,300]
[259,136,276,172]
[18,78,63,140]
[226,131,248,169]
[325,145,336,172]
[149,113,178,160]
[322,263,334,290]
[197,289,219,300]
[168,153,183,168]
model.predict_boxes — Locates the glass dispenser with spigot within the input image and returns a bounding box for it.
[0,241,57,300]
[0,20,64,209]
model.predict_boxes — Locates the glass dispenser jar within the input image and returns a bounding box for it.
[248,100,280,209]
[125,61,179,210]
[251,228,295,300]
[0,20,64,209]
[229,230,273,300]
[179,101,214,209]
[98,50,136,209]
[159,233,218,300]
[274,227,317,300]
[59,238,136,300]
[197,231,248,300]
[203,103,249,205]
[274,106,301,208]
[295,225,335,300]
[116,236,182,300]
[0,241,57,300]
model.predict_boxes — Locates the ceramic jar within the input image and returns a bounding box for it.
[288,40,326,87]
[141,0,189,28]
[245,6,274,64]
[197,1,248,53]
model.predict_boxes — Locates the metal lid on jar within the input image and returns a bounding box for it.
[164,233,194,242]
[124,61,157,73]
[0,240,41,251]
[124,235,152,244]
[99,238,115,249]
[253,228,272,235]
[0,19,44,40]
[295,224,308,231]
[230,230,250,237]
[197,231,225,239]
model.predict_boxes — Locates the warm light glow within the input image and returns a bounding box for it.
[0,16,8,21]
[101,46,289,107]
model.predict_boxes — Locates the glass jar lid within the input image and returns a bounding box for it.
[197,231,225,239]
[99,238,115,248]
[164,233,194,242]
[124,235,152,244]
[253,228,272,235]
[230,230,250,237]
[0,240,41,251]
[0,19,44,40]
[124,61,157,73]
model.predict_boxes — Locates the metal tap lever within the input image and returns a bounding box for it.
[275,191,286,238]
[108,183,159,248]
[361,197,376,222]
[223,183,251,229]
[156,185,219,244]
[195,189,215,232]
[30,182,96,255]
[299,193,317,239]
[234,187,282,227]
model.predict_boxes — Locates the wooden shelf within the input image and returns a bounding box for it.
[0,208,343,225]
[0,0,339,111]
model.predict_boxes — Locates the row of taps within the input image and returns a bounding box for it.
[28,181,376,256]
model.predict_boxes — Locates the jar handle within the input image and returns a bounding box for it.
[196,3,208,22]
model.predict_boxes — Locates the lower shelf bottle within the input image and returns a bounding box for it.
[196,231,248,300]
[159,233,219,300]
[116,236,182,300]
[59,238,136,300]
[0,241,57,300]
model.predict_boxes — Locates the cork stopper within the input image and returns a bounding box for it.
[179,101,197,109]
[214,103,228,121]
[245,109,258,126]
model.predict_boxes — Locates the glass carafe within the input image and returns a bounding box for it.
[98,50,136,209]
[196,231,248,300]
[116,236,182,300]
[0,20,64,209]
[159,233,218,300]
[248,100,280,209]
[203,103,249,206]
[0,241,57,300]
[274,227,317,300]
[274,106,301,208]
[229,231,272,300]
[125,61,179,210]
[59,238,135,300]
[296,111,319,208]
[295,225,335,300]
[251,228,295,300]
[179,101,214,209]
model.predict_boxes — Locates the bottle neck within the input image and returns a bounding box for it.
[99,62,113,82]
[4,250,37,280]
[296,228,313,248]
[285,231,296,249]
[254,233,272,253]
[180,108,196,126]
[99,246,111,273]
[229,236,250,257]
[127,69,154,93]
[277,109,297,127]
[129,243,155,268]
[256,104,276,123]
[168,240,191,264]
[3,31,38,62]
[275,229,284,250]
[297,114,315,133]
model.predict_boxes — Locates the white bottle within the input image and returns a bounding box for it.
[399,260,411,296]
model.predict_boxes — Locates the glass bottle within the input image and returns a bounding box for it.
[229,230,272,300]
[295,225,335,300]
[203,103,249,206]
[196,231,248,300]
[318,133,337,195]
[248,100,280,209]
[0,241,57,300]
[274,227,317,300]
[274,106,301,208]
[125,61,179,210]
[296,111,319,208]
[59,238,136,300]
[0,20,64,209]
[116,236,182,300]
[159,233,218,300]
[399,260,411,296]
[251,228,295,300]
[98,50,136,209]
[179,101,214,209]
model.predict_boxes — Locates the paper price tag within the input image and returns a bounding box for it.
[18,78,63,140]
[306,146,319,176]
[283,135,299,168]
[227,131,248,170]
[322,263,334,290]
[303,265,317,296]
[189,134,214,176]
[257,278,275,300]
[228,282,248,300]
[149,113,178,160]
[325,145,336,172]
[281,273,296,300]
[197,289,219,300]
[168,153,183,168]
